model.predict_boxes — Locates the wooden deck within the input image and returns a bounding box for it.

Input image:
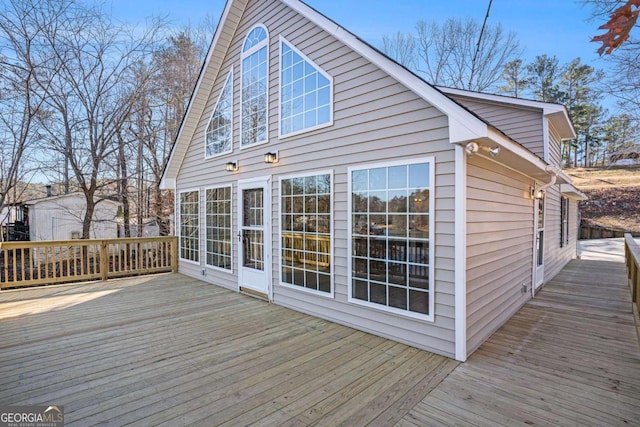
[1,258,639,426]
[401,259,640,427]
[0,273,458,426]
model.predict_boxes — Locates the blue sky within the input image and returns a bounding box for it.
[109,0,606,67]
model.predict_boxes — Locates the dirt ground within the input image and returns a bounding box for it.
[567,166,640,234]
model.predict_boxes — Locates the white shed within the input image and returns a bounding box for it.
[25,193,119,241]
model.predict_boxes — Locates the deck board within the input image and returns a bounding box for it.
[400,259,640,426]
[0,273,454,426]
[2,257,639,426]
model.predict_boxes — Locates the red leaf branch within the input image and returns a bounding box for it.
[592,0,640,54]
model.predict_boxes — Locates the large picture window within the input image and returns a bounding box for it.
[179,190,199,263]
[206,72,233,157]
[279,38,332,137]
[281,173,332,294]
[241,25,268,147]
[206,186,232,270]
[349,160,433,318]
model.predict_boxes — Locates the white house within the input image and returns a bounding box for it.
[160,0,587,361]
[25,193,119,241]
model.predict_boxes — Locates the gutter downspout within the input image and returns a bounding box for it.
[535,165,559,195]
[531,165,559,297]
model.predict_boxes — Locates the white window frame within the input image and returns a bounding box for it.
[240,24,269,149]
[278,170,334,298]
[560,196,569,248]
[178,188,200,265]
[205,184,233,273]
[347,157,435,322]
[278,36,334,139]
[205,70,233,159]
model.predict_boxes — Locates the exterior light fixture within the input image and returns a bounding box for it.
[531,186,544,199]
[488,146,501,158]
[465,142,479,156]
[226,160,238,172]
[264,151,279,164]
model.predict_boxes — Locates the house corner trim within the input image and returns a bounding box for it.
[454,144,467,361]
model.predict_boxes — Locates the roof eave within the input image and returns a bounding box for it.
[560,183,588,201]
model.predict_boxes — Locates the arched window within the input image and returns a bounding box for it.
[241,25,269,147]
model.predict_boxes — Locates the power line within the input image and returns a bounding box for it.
[469,0,494,89]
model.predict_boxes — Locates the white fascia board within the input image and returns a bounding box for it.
[487,128,549,171]
[438,86,561,112]
[555,169,573,185]
[560,184,588,200]
[281,0,488,143]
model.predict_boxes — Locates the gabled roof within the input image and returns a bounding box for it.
[438,86,577,140]
[160,0,569,188]
[160,0,493,188]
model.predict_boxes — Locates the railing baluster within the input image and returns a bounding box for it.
[0,237,177,289]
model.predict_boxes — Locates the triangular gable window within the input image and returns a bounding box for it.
[206,71,233,157]
[280,37,333,137]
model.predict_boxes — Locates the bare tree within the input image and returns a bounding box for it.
[381,31,416,69]
[0,0,54,223]
[392,18,522,91]
[28,0,163,238]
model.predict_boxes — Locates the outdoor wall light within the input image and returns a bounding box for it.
[264,151,279,164]
[465,142,479,156]
[465,142,501,159]
[226,160,238,172]
[530,186,544,199]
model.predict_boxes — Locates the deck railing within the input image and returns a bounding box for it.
[0,236,178,289]
[624,233,640,313]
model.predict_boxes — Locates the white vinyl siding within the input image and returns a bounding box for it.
[205,72,233,158]
[175,0,457,358]
[466,155,534,354]
[543,126,576,282]
[449,96,545,159]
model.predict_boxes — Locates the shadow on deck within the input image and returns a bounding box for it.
[1,257,639,426]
